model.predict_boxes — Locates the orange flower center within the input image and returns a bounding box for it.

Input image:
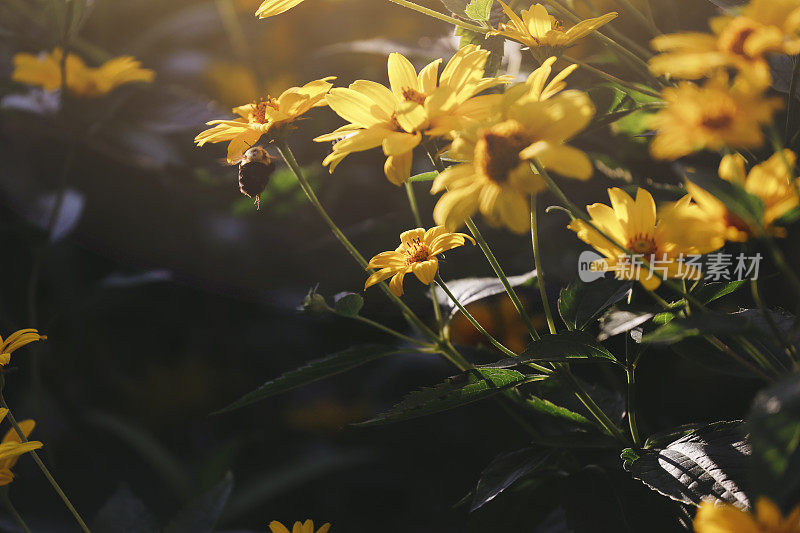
[475,121,533,183]
[699,99,736,131]
[402,87,427,105]
[718,18,759,59]
[250,97,280,124]
[628,234,658,256]
[404,239,431,264]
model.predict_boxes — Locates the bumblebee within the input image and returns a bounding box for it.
[238,146,276,209]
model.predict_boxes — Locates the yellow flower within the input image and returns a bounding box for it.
[694,498,800,533]
[268,520,330,533]
[0,329,46,367]
[649,75,782,161]
[431,62,594,234]
[650,0,800,88]
[364,227,475,297]
[490,2,617,60]
[687,150,800,241]
[256,0,306,18]
[0,410,43,486]
[195,77,335,163]
[568,188,724,290]
[12,48,154,97]
[314,46,511,185]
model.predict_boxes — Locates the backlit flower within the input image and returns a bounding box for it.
[568,188,724,289]
[650,0,800,88]
[195,77,335,163]
[687,150,800,241]
[649,75,782,161]
[365,227,475,297]
[0,410,43,486]
[490,2,617,60]
[431,69,594,234]
[0,329,46,367]
[315,46,511,185]
[694,498,800,533]
[256,0,306,18]
[12,48,154,97]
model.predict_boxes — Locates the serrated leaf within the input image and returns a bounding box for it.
[623,422,751,507]
[214,345,402,413]
[525,395,593,428]
[558,278,632,331]
[519,331,620,365]
[470,447,551,511]
[747,373,800,507]
[433,270,537,320]
[692,280,748,304]
[334,292,364,317]
[164,473,233,533]
[93,485,160,533]
[464,0,494,21]
[355,368,535,426]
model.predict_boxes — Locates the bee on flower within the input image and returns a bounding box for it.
[431,59,594,234]
[687,150,800,241]
[314,45,512,185]
[268,519,330,533]
[489,2,617,61]
[194,77,336,163]
[648,74,782,161]
[650,0,800,89]
[694,497,800,533]
[12,48,154,97]
[364,227,475,297]
[568,188,725,290]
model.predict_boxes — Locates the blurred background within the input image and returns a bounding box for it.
[0,0,795,531]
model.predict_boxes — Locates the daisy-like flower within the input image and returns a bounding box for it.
[431,61,594,234]
[314,46,511,185]
[568,188,725,290]
[490,2,617,61]
[195,77,335,163]
[256,0,305,18]
[0,329,46,367]
[364,227,475,297]
[687,150,800,241]
[650,0,800,89]
[694,498,800,533]
[268,520,330,533]
[12,48,154,97]
[649,75,782,161]
[0,411,42,487]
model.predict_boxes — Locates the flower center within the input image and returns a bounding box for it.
[402,87,427,105]
[718,18,758,58]
[250,97,280,124]
[474,120,533,183]
[404,238,431,264]
[700,100,736,131]
[628,234,658,256]
[724,211,752,234]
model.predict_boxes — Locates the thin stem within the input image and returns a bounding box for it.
[625,365,641,447]
[562,55,662,99]
[530,194,557,335]
[0,491,32,533]
[386,0,489,34]
[557,367,628,442]
[423,145,542,340]
[405,182,445,329]
[214,0,268,90]
[273,139,438,342]
[611,0,660,36]
[349,314,431,348]
[0,396,91,533]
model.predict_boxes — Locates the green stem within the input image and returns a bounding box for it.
[405,182,445,330]
[214,0,268,90]
[562,55,662,99]
[625,365,641,447]
[274,139,438,342]
[0,396,91,533]
[349,314,432,348]
[386,0,489,34]
[611,0,660,36]
[530,194,557,335]
[0,490,32,533]
[557,367,628,442]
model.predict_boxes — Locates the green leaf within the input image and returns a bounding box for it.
[334,292,364,317]
[470,447,552,511]
[518,331,620,366]
[355,368,536,426]
[164,473,233,533]
[409,171,438,183]
[747,373,800,507]
[464,0,494,21]
[692,280,748,304]
[558,278,632,331]
[642,310,784,344]
[623,421,751,507]
[214,345,402,414]
[524,395,593,428]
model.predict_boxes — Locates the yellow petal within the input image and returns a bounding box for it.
[385,151,414,185]
[255,0,305,18]
[327,88,391,128]
[412,259,439,285]
[382,131,421,157]
[388,53,419,97]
